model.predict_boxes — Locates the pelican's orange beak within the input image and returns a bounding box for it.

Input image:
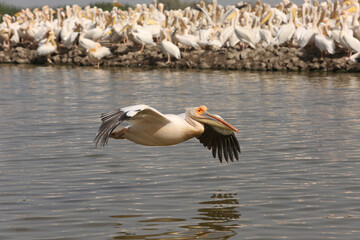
[195,105,239,133]
[201,112,239,133]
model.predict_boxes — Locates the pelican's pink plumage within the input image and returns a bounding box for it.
[94,105,241,163]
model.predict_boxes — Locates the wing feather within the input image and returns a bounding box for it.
[212,142,217,159]
[197,124,240,163]
[205,131,214,150]
[229,135,240,160]
[231,134,241,153]
[226,138,234,162]
[94,105,169,147]
[222,138,229,162]
[217,136,223,163]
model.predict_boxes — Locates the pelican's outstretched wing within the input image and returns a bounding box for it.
[94,104,169,147]
[197,119,241,163]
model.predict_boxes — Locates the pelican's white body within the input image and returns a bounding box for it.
[123,113,203,146]
[94,104,240,162]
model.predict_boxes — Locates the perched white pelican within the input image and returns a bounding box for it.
[126,24,156,53]
[0,28,11,48]
[298,9,318,49]
[174,19,199,50]
[9,27,20,45]
[340,12,360,54]
[234,10,256,49]
[36,31,57,63]
[94,105,241,163]
[160,29,181,63]
[314,23,335,57]
[84,25,104,42]
[259,8,276,46]
[87,44,111,68]
[24,20,36,43]
[63,23,81,49]
[274,5,297,45]
[79,30,98,50]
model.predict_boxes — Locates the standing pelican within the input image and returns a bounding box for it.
[160,28,181,63]
[79,30,98,50]
[87,43,111,68]
[94,105,241,163]
[274,4,297,45]
[234,10,257,49]
[0,28,11,48]
[314,22,335,57]
[126,24,156,53]
[36,31,57,63]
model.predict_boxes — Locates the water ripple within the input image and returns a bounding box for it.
[0,66,359,239]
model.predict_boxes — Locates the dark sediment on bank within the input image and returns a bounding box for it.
[1,42,360,72]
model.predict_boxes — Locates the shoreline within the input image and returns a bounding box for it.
[1,42,360,72]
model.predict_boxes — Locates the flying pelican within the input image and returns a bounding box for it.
[94,105,241,163]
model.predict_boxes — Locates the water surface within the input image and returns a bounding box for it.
[0,65,359,239]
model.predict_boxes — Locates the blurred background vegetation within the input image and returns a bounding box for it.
[0,2,20,16]
[88,2,131,11]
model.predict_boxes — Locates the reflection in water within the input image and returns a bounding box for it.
[111,192,240,240]
[184,192,240,239]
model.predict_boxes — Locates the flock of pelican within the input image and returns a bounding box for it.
[1,0,360,65]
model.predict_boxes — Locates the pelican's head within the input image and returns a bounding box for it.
[190,106,239,133]
[45,31,55,44]
[158,3,164,12]
[195,105,208,116]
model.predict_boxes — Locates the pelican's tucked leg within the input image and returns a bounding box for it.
[110,128,128,139]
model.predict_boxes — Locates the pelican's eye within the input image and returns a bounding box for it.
[196,106,207,115]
